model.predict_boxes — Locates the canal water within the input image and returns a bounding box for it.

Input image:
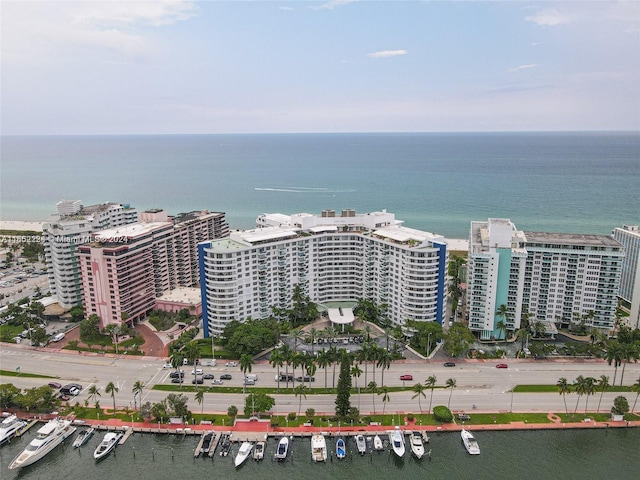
[1,427,638,480]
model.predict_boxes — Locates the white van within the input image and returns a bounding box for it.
[51,332,65,342]
[245,374,258,382]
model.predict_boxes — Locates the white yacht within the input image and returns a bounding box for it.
[373,434,384,451]
[461,429,480,455]
[93,432,122,460]
[72,427,95,448]
[311,434,327,462]
[355,434,367,455]
[409,431,425,459]
[388,427,405,458]
[8,418,76,469]
[234,441,253,467]
[0,414,27,446]
[275,436,289,461]
[252,441,265,461]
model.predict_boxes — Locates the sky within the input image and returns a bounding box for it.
[1,0,639,134]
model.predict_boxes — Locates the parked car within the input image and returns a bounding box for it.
[58,394,70,402]
[169,371,184,378]
[192,378,204,385]
[243,379,255,385]
[171,378,183,384]
[295,376,315,382]
[225,361,237,367]
[212,379,223,385]
[48,382,62,389]
[444,362,456,367]
[162,362,173,369]
[496,364,509,369]
[191,369,204,375]
[203,374,215,380]
[400,374,413,381]
[220,374,232,380]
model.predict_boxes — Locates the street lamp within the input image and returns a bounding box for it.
[510,384,515,413]
[131,414,134,429]
[427,332,432,358]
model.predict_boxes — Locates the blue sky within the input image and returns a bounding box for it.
[2,0,639,134]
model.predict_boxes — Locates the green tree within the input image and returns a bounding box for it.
[618,343,638,386]
[367,381,378,415]
[166,393,189,418]
[606,340,624,385]
[240,353,254,395]
[0,384,22,409]
[411,383,427,414]
[377,348,392,388]
[195,390,204,414]
[443,323,475,358]
[426,375,437,414]
[317,349,331,392]
[334,352,352,418]
[583,377,597,413]
[378,386,391,415]
[611,396,629,416]
[132,380,144,411]
[87,384,101,407]
[270,348,285,393]
[105,381,119,415]
[79,314,101,343]
[495,304,508,341]
[243,393,275,417]
[351,363,363,411]
[631,376,640,414]
[445,378,457,409]
[596,375,610,414]
[228,405,238,419]
[573,375,586,416]
[556,377,571,417]
[295,385,308,415]
[151,400,168,422]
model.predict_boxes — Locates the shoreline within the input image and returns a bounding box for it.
[0,220,44,232]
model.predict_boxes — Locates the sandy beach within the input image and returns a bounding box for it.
[0,221,45,232]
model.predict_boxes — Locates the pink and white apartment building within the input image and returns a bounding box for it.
[77,209,228,329]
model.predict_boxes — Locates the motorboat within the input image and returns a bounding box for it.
[200,431,214,455]
[409,431,425,459]
[93,432,122,460]
[388,427,405,458]
[311,434,327,462]
[461,429,480,455]
[219,434,231,456]
[373,434,384,451]
[8,418,76,469]
[72,427,95,448]
[275,436,289,461]
[336,437,346,459]
[0,414,27,446]
[253,441,265,461]
[234,441,253,467]
[355,434,367,455]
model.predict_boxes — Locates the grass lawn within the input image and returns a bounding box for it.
[514,384,635,393]
[0,369,56,379]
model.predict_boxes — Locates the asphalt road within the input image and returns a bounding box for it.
[1,344,638,416]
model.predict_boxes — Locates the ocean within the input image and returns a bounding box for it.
[1,132,638,238]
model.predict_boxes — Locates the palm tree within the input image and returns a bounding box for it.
[583,377,597,414]
[328,345,339,389]
[87,384,101,406]
[270,348,284,393]
[369,344,380,385]
[290,351,301,389]
[573,375,586,416]
[557,377,571,417]
[195,389,204,414]
[411,383,427,414]
[317,349,331,392]
[105,381,119,416]
[605,340,623,385]
[445,378,457,408]
[495,303,508,341]
[307,327,319,355]
[596,375,609,414]
[280,343,292,389]
[351,364,363,411]
[630,376,640,414]
[377,348,392,388]
[425,376,437,414]
[132,380,144,411]
[239,353,253,395]
[294,385,308,415]
[368,381,378,415]
[292,327,305,352]
[356,347,369,386]
[618,343,638,386]
[378,386,391,415]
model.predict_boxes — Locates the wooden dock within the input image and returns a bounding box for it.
[16,419,38,438]
[119,427,134,445]
[207,432,221,458]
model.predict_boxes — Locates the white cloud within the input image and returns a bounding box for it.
[71,1,198,27]
[525,2,640,27]
[525,8,571,26]
[312,0,357,11]
[508,64,538,73]
[367,50,408,58]
[279,6,294,11]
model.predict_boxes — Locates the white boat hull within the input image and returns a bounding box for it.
[311,434,327,462]
[234,441,253,467]
[93,432,122,460]
[0,415,27,446]
[8,419,76,470]
[373,435,384,451]
[461,429,480,455]
[388,428,405,458]
[275,437,289,460]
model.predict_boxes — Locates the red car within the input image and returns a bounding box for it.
[496,364,509,369]
[400,374,413,381]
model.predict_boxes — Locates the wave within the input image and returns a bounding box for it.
[255,187,356,193]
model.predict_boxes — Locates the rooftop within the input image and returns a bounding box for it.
[524,231,622,248]
[156,287,201,305]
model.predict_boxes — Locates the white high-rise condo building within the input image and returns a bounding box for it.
[612,225,640,329]
[522,232,623,333]
[43,200,138,309]
[467,219,528,340]
[198,209,447,337]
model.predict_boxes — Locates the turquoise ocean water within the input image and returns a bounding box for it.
[1,132,638,237]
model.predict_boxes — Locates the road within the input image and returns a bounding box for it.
[1,344,638,415]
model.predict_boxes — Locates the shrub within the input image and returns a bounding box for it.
[407,413,414,421]
[287,412,297,421]
[611,396,629,416]
[305,408,315,419]
[433,405,453,423]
